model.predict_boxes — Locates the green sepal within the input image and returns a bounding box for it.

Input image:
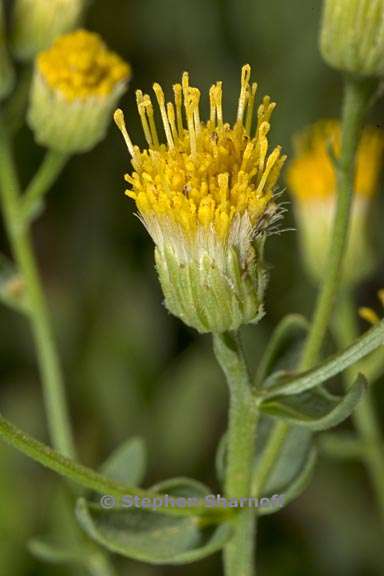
[155,244,265,334]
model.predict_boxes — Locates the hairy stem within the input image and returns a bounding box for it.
[0,121,75,458]
[214,332,258,576]
[300,77,375,370]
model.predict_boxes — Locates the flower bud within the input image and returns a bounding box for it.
[11,0,84,61]
[115,66,286,333]
[287,120,384,286]
[0,1,15,100]
[27,29,131,154]
[320,0,384,77]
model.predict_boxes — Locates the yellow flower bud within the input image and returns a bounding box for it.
[320,0,384,77]
[27,29,131,154]
[11,0,84,61]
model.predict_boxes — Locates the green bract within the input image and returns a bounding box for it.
[155,243,266,333]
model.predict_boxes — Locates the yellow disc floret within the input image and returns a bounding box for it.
[115,65,286,243]
[37,29,130,101]
[287,120,384,201]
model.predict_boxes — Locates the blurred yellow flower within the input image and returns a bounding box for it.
[115,65,286,333]
[28,29,131,153]
[287,120,383,201]
[37,29,130,102]
[287,120,384,285]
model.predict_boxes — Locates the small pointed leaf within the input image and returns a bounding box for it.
[100,437,146,487]
[263,321,384,396]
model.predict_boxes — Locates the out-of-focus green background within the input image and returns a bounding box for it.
[1,0,384,575]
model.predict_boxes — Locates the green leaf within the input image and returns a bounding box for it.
[150,477,211,498]
[76,498,232,565]
[255,314,309,387]
[100,437,146,487]
[252,416,315,498]
[258,445,317,515]
[263,320,384,396]
[259,374,366,431]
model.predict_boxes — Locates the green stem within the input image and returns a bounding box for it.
[214,332,258,576]
[22,150,69,223]
[334,294,384,524]
[0,121,75,458]
[250,77,374,535]
[300,77,375,371]
[0,412,229,520]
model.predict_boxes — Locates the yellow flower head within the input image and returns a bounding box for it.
[115,65,286,333]
[37,29,130,102]
[115,65,286,261]
[28,29,130,153]
[287,120,384,202]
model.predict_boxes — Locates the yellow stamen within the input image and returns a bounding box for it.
[115,66,286,241]
[167,102,178,142]
[359,307,381,326]
[245,82,257,136]
[136,90,153,147]
[173,83,184,135]
[142,94,159,148]
[153,83,174,149]
[114,109,134,156]
[237,64,251,124]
